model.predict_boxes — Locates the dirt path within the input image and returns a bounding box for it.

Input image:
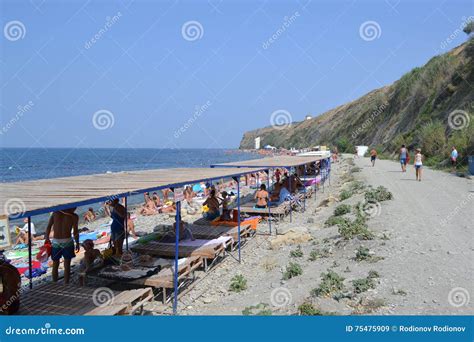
[353,156,473,314]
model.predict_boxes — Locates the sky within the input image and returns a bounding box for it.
[0,0,473,149]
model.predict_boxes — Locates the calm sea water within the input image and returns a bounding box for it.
[0,148,260,183]
[1,148,261,231]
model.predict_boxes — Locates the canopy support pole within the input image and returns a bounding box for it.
[124,196,129,251]
[314,161,317,203]
[28,216,33,289]
[288,166,292,223]
[237,179,241,263]
[266,169,272,235]
[173,200,181,315]
[321,162,325,193]
[328,157,331,186]
[303,165,306,212]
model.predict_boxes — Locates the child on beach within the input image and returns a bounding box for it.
[414,148,423,181]
[78,239,103,285]
[220,191,231,220]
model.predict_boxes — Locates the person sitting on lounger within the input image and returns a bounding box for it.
[139,196,159,216]
[127,212,137,238]
[172,219,195,241]
[152,193,162,208]
[14,218,43,246]
[202,189,220,221]
[45,208,80,284]
[83,207,96,223]
[78,239,103,285]
[220,191,231,220]
[254,184,269,209]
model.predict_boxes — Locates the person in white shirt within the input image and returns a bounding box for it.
[15,218,42,245]
[414,148,423,182]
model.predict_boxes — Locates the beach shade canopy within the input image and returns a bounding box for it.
[210,155,324,169]
[0,167,267,219]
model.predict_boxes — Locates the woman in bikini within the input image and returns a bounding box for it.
[254,184,269,208]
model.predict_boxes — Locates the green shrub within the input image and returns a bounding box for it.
[334,204,351,216]
[368,270,380,278]
[308,248,331,261]
[364,186,393,202]
[242,303,272,316]
[311,270,345,297]
[355,246,384,263]
[351,167,361,173]
[298,302,335,316]
[283,262,303,280]
[325,216,350,227]
[352,277,376,294]
[338,218,374,240]
[229,274,247,292]
[290,245,304,258]
[340,189,353,201]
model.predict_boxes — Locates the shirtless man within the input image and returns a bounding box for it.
[45,208,80,284]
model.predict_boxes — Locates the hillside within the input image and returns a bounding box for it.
[240,40,474,163]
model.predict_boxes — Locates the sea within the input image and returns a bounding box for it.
[1,148,261,232]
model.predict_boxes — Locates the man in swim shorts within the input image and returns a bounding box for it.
[370,148,377,167]
[45,208,80,284]
[399,144,408,172]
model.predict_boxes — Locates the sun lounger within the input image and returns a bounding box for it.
[18,283,152,316]
[238,201,291,223]
[129,256,203,303]
[131,236,232,270]
[194,216,260,230]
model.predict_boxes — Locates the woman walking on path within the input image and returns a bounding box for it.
[414,148,423,181]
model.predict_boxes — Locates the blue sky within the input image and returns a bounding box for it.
[0,0,472,148]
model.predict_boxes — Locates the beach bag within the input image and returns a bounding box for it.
[36,241,52,263]
[406,153,410,164]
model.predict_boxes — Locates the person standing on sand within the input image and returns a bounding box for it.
[414,148,423,181]
[370,148,377,167]
[45,208,80,284]
[450,146,458,173]
[399,144,408,172]
[109,198,126,255]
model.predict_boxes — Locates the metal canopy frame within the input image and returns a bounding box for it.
[7,166,268,316]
